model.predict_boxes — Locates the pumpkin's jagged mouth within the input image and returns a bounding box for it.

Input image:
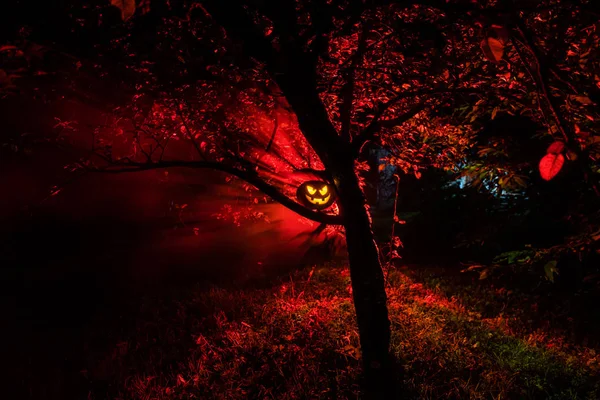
[305,193,331,205]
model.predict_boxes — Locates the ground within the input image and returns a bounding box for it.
[12,260,598,399]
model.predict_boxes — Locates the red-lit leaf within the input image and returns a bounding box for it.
[110,0,136,21]
[570,95,593,105]
[546,141,565,155]
[393,215,407,224]
[539,153,565,181]
[177,374,187,386]
[392,236,403,248]
[481,37,504,63]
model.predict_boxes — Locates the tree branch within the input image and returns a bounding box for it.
[339,23,369,143]
[202,1,277,66]
[265,115,278,153]
[176,106,205,160]
[87,160,343,225]
[203,1,347,169]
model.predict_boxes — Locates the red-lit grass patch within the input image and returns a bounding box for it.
[385,270,599,398]
[83,263,599,399]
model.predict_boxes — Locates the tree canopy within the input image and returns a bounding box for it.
[3,0,599,206]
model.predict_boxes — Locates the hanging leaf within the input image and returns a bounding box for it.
[479,268,490,280]
[546,141,565,155]
[481,37,504,63]
[110,0,136,21]
[539,153,565,180]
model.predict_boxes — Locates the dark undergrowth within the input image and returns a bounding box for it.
[76,262,600,399]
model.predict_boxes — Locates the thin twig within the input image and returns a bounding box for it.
[385,173,401,287]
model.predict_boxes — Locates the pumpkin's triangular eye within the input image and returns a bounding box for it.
[319,186,328,196]
[306,185,317,195]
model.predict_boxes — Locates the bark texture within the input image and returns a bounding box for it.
[336,166,393,394]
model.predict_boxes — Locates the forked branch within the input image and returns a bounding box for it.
[87,160,343,225]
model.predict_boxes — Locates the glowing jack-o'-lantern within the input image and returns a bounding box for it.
[296,181,336,210]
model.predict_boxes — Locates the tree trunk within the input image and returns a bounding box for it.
[336,165,393,395]
[250,32,394,392]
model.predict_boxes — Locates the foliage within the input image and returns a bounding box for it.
[3,1,600,391]
[50,1,600,271]
[485,212,600,284]
[3,0,599,235]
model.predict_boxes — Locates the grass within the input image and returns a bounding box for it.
[82,263,600,399]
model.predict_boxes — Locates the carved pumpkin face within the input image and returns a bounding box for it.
[296,181,336,210]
